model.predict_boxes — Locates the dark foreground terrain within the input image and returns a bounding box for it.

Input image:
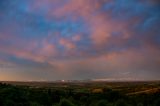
[0,81,160,106]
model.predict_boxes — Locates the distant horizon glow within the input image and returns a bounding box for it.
[0,0,160,81]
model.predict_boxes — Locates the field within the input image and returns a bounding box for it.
[0,81,160,106]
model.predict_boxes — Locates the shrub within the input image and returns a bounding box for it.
[154,98,160,106]
[59,99,76,106]
[115,99,129,106]
[96,100,108,106]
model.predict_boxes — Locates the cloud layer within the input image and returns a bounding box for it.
[0,0,160,81]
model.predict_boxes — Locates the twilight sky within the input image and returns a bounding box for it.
[0,0,160,81]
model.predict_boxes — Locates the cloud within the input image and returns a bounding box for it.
[59,38,76,50]
[0,0,159,80]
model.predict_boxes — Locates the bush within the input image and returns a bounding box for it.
[30,102,43,106]
[59,99,76,106]
[96,100,108,106]
[137,103,143,106]
[115,99,129,106]
[154,98,160,106]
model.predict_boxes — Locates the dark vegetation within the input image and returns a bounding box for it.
[0,81,160,106]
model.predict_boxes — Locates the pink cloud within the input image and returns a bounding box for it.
[45,0,131,46]
[40,39,57,56]
[0,38,57,63]
[72,35,81,42]
[25,0,136,50]
[59,38,76,50]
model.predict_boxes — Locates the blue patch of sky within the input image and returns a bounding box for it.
[114,1,146,19]
[100,0,147,21]
[134,10,160,33]
[55,16,89,38]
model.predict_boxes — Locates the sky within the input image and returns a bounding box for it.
[0,0,160,81]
